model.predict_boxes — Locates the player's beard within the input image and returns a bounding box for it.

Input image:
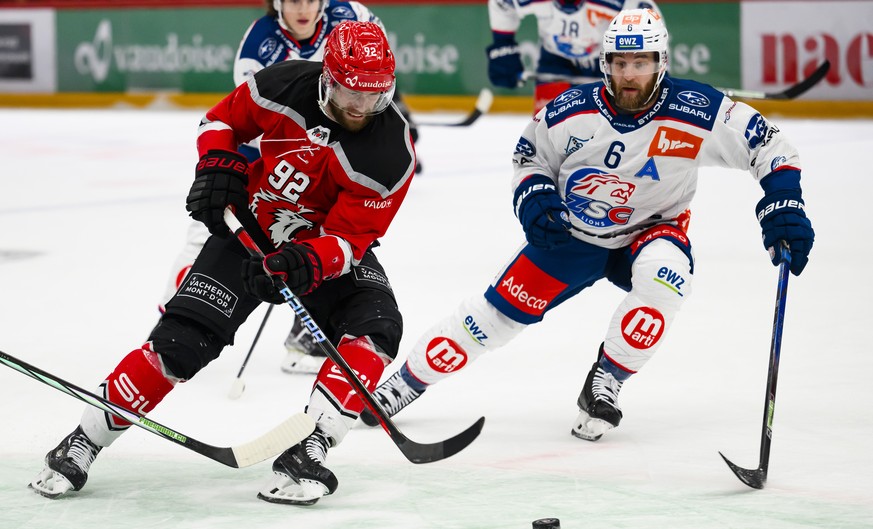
[327,101,374,133]
[611,75,658,112]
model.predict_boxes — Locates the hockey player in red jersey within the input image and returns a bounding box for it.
[159,0,420,376]
[30,21,415,505]
[361,9,815,442]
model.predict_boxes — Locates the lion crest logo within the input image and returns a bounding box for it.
[565,168,636,228]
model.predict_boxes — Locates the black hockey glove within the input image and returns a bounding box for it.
[186,150,249,238]
[514,175,572,250]
[242,243,324,303]
[756,189,814,276]
[486,33,523,89]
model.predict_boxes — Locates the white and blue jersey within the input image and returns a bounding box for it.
[512,75,803,249]
[489,0,662,78]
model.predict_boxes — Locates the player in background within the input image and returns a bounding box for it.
[31,21,415,505]
[361,9,814,442]
[159,0,419,376]
[487,0,661,114]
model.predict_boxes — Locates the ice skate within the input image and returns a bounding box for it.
[29,426,102,499]
[257,428,337,505]
[281,318,326,375]
[571,358,624,442]
[359,369,424,427]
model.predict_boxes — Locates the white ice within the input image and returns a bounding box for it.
[0,107,871,529]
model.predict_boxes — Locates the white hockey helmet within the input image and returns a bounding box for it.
[600,8,669,97]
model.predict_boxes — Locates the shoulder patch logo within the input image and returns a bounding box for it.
[677,90,710,108]
[647,126,703,159]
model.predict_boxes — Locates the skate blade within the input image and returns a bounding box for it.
[280,351,325,375]
[257,474,328,505]
[571,415,614,442]
[28,467,75,499]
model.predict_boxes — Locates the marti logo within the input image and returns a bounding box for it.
[621,306,664,349]
[425,337,468,374]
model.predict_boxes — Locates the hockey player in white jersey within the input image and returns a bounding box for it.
[159,0,419,376]
[361,8,815,441]
[487,0,661,113]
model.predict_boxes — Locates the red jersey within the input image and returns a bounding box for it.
[197,60,416,277]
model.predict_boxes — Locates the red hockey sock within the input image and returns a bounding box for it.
[312,336,386,415]
[102,344,177,429]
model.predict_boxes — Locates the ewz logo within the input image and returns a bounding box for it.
[617,35,643,50]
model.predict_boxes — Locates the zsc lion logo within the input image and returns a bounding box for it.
[565,168,636,228]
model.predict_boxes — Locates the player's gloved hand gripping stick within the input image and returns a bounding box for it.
[223,207,485,464]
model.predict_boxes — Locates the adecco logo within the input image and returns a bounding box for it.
[73,19,235,84]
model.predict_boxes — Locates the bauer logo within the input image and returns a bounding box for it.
[176,273,238,318]
[621,306,664,349]
[425,337,468,374]
[617,35,643,50]
[676,90,710,108]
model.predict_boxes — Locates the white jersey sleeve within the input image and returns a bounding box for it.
[488,0,524,35]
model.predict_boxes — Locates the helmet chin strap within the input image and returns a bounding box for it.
[317,74,334,120]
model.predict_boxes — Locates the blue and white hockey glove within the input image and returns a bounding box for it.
[756,189,814,275]
[486,33,523,89]
[514,175,572,250]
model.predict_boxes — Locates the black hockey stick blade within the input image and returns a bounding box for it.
[719,60,831,100]
[718,451,766,489]
[417,88,493,127]
[224,208,485,463]
[0,350,315,468]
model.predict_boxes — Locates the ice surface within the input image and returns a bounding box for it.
[0,107,871,528]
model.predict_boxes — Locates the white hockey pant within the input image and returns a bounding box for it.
[603,239,692,373]
[405,296,526,385]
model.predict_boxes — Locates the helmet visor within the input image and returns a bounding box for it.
[322,70,395,117]
[602,53,662,77]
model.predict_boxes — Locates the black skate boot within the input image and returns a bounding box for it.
[359,369,425,427]
[257,428,338,505]
[29,426,102,498]
[571,348,624,442]
[281,318,326,375]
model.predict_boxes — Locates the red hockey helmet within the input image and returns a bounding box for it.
[319,21,396,116]
[553,0,585,14]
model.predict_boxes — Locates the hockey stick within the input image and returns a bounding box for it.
[0,350,314,468]
[718,242,791,489]
[415,88,494,127]
[228,304,274,400]
[224,207,485,464]
[520,60,831,101]
[718,60,830,100]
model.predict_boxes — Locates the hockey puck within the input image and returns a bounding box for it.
[532,518,560,529]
